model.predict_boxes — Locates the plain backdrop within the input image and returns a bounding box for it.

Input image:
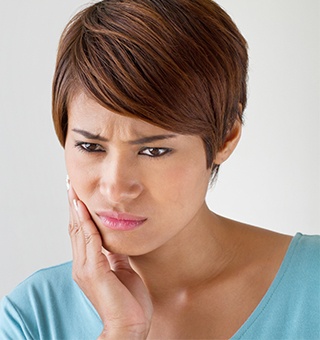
[0,0,319,299]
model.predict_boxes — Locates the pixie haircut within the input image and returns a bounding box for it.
[52,0,248,178]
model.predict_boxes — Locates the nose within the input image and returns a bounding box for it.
[99,154,143,205]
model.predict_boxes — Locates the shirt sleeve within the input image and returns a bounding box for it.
[0,296,33,340]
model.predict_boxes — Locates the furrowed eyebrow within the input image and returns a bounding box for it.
[128,134,177,145]
[72,129,108,141]
[72,128,177,144]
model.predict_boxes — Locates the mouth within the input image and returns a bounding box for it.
[96,211,147,231]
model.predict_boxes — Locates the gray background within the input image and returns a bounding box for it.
[0,0,319,298]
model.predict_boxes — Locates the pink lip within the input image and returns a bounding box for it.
[96,211,147,231]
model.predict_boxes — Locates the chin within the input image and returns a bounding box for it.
[102,237,142,256]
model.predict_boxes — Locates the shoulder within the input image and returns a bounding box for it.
[0,262,73,338]
[26,261,73,281]
[0,261,102,339]
[264,233,320,329]
[293,232,320,252]
[232,233,320,340]
[7,261,74,301]
[1,261,77,317]
[282,233,320,288]
[286,233,320,272]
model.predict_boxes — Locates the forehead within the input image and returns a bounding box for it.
[68,92,174,138]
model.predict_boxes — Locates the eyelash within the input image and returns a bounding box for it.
[139,147,172,158]
[74,142,172,158]
[75,142,104,153]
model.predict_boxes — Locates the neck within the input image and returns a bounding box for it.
[129,205,238,301]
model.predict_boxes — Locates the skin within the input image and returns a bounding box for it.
[66,92,292,339]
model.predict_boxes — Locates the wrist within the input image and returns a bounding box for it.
[98,327,147,340]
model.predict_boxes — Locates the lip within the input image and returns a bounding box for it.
[96,211,147,231]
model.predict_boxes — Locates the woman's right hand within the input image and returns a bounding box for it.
[68,184,153,339]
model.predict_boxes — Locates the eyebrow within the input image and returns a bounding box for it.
[72,128,177,144]
[72,129,108,141]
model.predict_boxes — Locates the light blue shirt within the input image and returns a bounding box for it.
[1,233,319,339]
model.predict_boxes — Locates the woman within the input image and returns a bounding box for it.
[1,0,319,339]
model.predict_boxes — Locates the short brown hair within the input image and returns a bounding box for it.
[52,0,248,177]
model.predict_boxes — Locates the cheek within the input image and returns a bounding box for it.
[65,148,97,202]
[152,162,210,206]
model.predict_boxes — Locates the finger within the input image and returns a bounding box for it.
[68,184,87,265]
[67,184,80,229]
[75,199,111,271]
[67,183,110,269]
[107,252,132,272]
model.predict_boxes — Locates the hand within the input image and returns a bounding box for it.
[68,184,153,339]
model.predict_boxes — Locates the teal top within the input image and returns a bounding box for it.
[0,233,319,340]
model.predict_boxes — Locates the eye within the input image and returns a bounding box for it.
[75,142,105,153]
[139,147,172,158]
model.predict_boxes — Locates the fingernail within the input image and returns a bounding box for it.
[73,199,79,212]
[66,175,70,191]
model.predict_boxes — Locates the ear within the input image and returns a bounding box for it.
[214,116,242,165]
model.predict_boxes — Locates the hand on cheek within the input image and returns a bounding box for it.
[67,180,153,339]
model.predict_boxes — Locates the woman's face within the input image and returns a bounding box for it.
[65,92,212,255]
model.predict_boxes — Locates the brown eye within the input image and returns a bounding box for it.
[76,142,105,153]
[139,147,171,158]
